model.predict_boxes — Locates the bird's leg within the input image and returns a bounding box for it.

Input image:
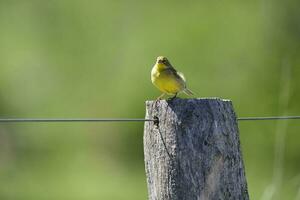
[156,93,166,100]
[168,93,177,101]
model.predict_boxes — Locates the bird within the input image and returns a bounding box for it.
[151,56,194,100]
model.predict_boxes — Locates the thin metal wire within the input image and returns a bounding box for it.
[237,116,300,121]
[0,118,156,123]
[0,116,299,123]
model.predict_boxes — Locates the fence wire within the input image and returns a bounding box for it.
[0,116,299,123]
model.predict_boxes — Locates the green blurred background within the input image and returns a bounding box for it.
[0,0,299,199]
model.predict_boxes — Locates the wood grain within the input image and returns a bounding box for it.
[144,98,249,200]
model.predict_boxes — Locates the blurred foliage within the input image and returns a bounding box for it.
[0,0,299,199]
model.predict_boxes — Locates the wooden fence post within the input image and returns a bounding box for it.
[143,98,249,200]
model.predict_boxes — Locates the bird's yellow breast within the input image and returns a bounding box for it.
[151,64,184,94]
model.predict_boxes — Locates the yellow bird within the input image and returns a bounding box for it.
[151,56,194,99]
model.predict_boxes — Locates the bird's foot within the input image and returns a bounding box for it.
[167,93,177,101]
[156,93,166,101]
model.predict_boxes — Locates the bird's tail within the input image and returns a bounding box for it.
[183,88,194,96]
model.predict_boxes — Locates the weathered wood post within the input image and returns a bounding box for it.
[144,98,249,200]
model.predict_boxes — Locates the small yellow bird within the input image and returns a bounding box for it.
[151,56,194,99]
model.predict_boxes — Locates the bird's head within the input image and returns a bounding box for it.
[156,56,171,67]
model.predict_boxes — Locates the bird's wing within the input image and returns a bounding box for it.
[169,67,186,82]
[162,67,186,85]
[176,72,186,81]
